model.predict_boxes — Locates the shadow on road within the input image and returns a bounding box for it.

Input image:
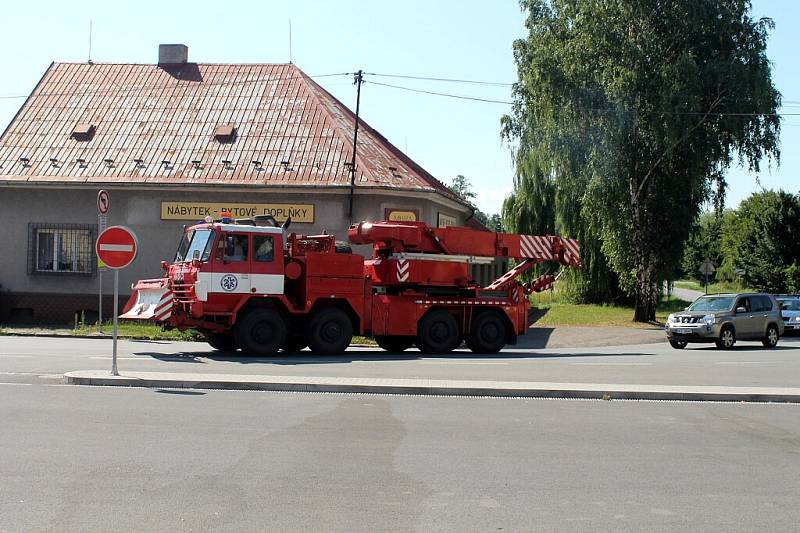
[132,349,656,365]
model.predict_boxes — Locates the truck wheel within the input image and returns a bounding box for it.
[307,308,353,355]
[375,335,415,353]
[417,310,460,354]
[465,312,507,354]
[283,335,308,353]
[668,340,687,350]
[235,309,287,355]
[715,326,735,350]
[762,324,779,348]
[206,333,237,352]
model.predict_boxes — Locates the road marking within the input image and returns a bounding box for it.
[0,355,34,358]
[714,361,784,365]
[0,382,33,386]
[571,362,653,366]
[420,361,510,365]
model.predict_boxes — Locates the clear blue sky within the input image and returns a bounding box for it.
[0,0,796,215]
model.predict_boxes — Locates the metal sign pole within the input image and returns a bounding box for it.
[112,269,119,376]
[98,268,103,332]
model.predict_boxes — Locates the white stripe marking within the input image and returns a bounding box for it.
[99,244,134,252]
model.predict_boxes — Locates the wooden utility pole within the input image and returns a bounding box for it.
[348,70,363,220]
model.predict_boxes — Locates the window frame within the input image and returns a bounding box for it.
[28,222,96,276]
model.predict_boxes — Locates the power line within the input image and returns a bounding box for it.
[367,79,800,116]
[367,80,514,105]
[364,72,514,87]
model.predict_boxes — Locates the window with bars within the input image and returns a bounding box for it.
[28,223,96,276]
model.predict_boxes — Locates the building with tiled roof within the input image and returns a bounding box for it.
[0,45,469,323]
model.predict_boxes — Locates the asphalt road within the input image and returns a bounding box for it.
[2,334,800,388]
[1,383,799,532]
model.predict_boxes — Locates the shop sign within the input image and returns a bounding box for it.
[385,208,418,222]
[160,202,314,223]
[437,212,458,227]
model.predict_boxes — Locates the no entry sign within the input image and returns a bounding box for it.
[96,226,138,269]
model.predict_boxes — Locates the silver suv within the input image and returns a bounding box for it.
[665,293,783,350]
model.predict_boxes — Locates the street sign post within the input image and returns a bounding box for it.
[700,258,716,294]
[97,190,109,332]
[96,226,138,376]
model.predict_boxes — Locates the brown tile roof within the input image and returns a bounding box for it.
[0,62,460,201]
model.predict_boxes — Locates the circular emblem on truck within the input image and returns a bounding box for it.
[220,274,238,292]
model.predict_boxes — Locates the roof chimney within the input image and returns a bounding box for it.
[158,44,188,65]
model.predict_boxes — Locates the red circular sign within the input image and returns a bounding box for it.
[97,190,110,215]
[96,226,138,269]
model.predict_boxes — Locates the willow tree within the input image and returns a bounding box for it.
[502,0,781,320]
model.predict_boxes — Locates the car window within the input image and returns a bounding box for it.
[753,295,772,312]
[778,298,800,311]
[735,297,751,312]
[687,296,734,311]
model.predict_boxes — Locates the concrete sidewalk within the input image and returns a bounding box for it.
[64,370,800,403]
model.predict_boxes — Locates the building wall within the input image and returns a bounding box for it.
[0,185,467,323]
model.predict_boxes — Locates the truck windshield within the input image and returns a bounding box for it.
[175,229,214,262]
[688,296,734,312]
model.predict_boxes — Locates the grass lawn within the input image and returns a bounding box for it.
[529,295,690,328]
[73,321,203,341]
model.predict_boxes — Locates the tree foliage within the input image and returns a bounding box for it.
[502,0,781,320]
[720,190,800,292]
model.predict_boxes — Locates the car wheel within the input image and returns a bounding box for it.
[206,333,237,352]
[669,340,687,350]
[235,309,287,355]
[375,335,415,352]
[465,312,507,354]
[762,324,779,348]
[715,326,735,350]
[306,308,353,355]
[417,310,461,354]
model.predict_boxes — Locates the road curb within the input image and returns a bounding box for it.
[63,371,800,403]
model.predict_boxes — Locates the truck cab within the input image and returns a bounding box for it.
[168,223,285,315]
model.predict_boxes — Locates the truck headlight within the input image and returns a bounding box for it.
[795,316,800,322]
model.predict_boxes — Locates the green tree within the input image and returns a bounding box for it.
[681,211,724,280]
[502,0,781,321]
[721,190,800,292]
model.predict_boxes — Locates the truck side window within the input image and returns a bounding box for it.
[216,234,249,262]
[254,235,274,262]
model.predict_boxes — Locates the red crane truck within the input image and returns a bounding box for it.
[120,216,581,355]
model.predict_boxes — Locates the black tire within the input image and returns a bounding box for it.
[375,335,415,352]
[206,333,237,352]
[306,308,353,354]
[715,326,736,350]
[417,310,461,354]
[465,312,507,354]
[234,309,287,355]
[669,340,687,350]
[762,324,780,348]
[283,335,308,353]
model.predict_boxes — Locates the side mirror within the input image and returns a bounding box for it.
[736,306,747,314]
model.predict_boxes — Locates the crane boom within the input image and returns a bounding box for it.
[348,221,581,267]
